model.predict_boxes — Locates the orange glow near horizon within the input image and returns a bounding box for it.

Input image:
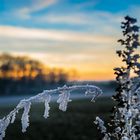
[9,52,121,81]
[52,60,120,81]
[77,70,115,81]
[50,63,117,81]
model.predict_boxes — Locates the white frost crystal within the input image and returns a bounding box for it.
[21,102,31,133]
[43,93,51,119]
[57,90,71,111]
[94,117,111,140]
[0,84,102,140]
[94,117,106,133]
[11,112,16,124]
[85,88,99,102]
[0,117,10,140]
[122,136,129,140]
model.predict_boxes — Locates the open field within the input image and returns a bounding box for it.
[0,97,115,140]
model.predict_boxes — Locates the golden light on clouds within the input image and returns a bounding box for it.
[0,26,116,44]
[0,25,122,81]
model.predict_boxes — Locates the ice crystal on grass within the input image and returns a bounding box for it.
[43,93,51,119]
[57,89,71,111]
[11,111,17,124]
[0,117,10,140]
[85,88,100,102]
[95,16,140,140]
[94,117,107,133]
[21,102,31,133]
[0,84,102,140]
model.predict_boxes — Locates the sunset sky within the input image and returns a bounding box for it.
[0,0,140,81]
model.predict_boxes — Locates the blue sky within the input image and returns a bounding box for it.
[0,0,140,80]
[1,0,140,29]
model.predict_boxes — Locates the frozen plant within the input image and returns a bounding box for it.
[0,84,102,140]
[95,16,140,140]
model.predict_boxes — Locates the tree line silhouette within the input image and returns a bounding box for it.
[0,54,68,96]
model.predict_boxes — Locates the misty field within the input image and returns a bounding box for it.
[0,97,114,140]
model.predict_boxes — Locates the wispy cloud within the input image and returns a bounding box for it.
[37,11,122,25]
[14,0,57,19]
[39,14,87,25]
[33,10,122,37]
[75,0,98,9]
[0,26,116,44]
